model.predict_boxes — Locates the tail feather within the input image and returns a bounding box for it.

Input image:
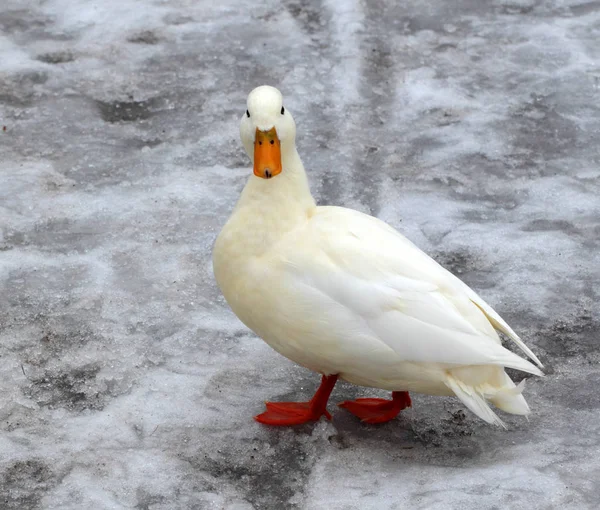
[491,349,544,377]
[490,378,530,416]
[445,371,533,427]
[466,291,544,369]
[445,375,506,428]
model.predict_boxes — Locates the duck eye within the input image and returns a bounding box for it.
[281,106,285,115]
[246,110,250,118]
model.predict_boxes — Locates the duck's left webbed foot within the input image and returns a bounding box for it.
[338,391,411,424]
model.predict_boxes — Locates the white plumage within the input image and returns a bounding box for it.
[213,85,543,427]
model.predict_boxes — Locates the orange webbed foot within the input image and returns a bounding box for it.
[254,374,338,427]
[338,391,411,424]
[254,401,332,426]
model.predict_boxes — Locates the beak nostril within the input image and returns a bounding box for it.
[259,141,262,145]
[270,139,274,145]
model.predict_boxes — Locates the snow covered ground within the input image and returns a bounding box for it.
[1,0,599,508]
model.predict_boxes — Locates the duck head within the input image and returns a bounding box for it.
[240,86,297,179]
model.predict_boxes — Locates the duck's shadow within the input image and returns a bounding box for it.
[253,375,540,465]
[258,384,539,468]
[327,408,484,464]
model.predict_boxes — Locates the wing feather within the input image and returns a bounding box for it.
[279,206,542,374]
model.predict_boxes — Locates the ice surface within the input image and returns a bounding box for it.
[1,0,599,508]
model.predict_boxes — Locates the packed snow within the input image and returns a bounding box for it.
[1,0,599,508]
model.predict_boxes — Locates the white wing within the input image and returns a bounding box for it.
[278,206,543,374]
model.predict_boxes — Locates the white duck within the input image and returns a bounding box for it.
[213,85,544,427]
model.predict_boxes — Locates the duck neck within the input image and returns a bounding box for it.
[228,147,316,256]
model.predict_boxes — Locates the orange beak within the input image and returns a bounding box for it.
[253,127,282,179]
